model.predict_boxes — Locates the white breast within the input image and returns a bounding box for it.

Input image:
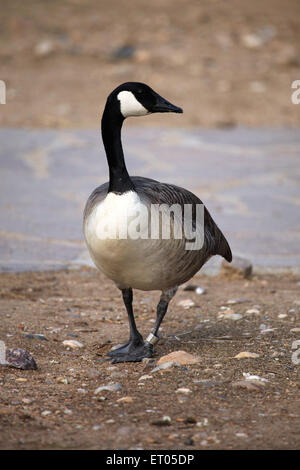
[84,191,151,288]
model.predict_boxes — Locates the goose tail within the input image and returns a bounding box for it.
[219,236,232,263]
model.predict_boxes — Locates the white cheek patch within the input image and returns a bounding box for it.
[117,90,149,118]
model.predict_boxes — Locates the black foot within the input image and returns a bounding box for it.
[108,341,153,363]
[107,342,130,357]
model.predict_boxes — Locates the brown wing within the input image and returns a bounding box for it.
[132,177,232,263]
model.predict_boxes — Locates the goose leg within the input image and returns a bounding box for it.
[145,287,178,348]
[107,288,153,363]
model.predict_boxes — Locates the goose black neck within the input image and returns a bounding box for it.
[101,102,135,194]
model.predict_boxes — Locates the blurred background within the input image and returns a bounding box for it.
[1,0,300,129]
[0,0,300,273]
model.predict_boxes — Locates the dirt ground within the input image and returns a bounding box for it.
[1,0,300,128]
[0,267,299,450]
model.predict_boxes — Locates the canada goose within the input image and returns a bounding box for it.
[83,82,232,363]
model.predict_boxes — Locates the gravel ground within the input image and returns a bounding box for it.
[0,267,299,449]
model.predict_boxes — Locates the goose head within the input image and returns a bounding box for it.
[106,82,183,119]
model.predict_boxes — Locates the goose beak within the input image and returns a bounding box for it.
[152,94,183,114]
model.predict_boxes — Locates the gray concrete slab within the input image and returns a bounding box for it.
[0,127,300,274]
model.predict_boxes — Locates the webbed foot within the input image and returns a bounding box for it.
[108,340,153,363]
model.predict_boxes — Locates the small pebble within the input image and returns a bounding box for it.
[138,375,153,381]
[226,298,248,305]
[151,416,171,426]
[242,33,264,48]
[56,377,68,384]
[94,382,122,394]
[111,44,135,60]
[151,361,179,373]
[41,410,51,416]
[193,380,219,387]
[270,351,284,358]
[196,418,209,427]
[290,328,300,333]
[5,347,37,370]
[117,396,134,403]
[92,425,101,431]
[232,380,264,391]
[184,416,197,424]
[183,438,194,446]
[97,396,107,402]
[232,372,268,391]
[110,371,123,379]
[177,299,195,309]
[176,387,192,395]
[62,340,83,349]
[246,308,260,315]
[158,351,200,365]
[22,398,32,404]
[24,334,48,341]
[34,40,56,57]
[195,287,206,295]
[259,324,276,334]
[260,328,276,334]
[219,312,243,321]
[243,373,268,383]
[183,285,206,295]
[234,351,260,359]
